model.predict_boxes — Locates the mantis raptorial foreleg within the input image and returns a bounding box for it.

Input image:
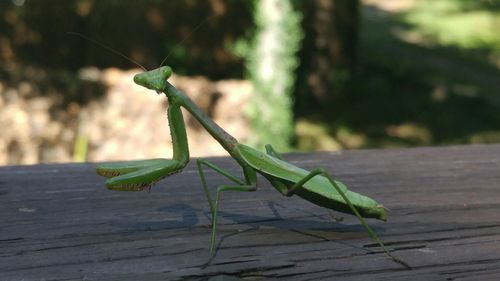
[97,159,174,178]
[97,159,184,190]
[96,96,189,191]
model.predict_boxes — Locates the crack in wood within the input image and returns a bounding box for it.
[0,237,24,242]
[401,203,500,216]
[364,229,500,249]
[183,263,296,280]
[3,248,205,272]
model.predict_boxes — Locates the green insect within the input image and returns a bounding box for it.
[95,66,409,269]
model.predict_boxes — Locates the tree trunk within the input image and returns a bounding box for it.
[246,0,303,151]
[305,0,360,102]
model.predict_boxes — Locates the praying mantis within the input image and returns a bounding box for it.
[95,66,410,269]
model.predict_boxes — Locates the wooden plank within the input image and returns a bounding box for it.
[1,144,500,280]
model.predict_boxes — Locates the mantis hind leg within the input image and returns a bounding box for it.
[287,168,411,269]
[265,144,284,160]
[196,159,257,266]
[264,145,297,195]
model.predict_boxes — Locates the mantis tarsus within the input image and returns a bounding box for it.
[95,66,411,269]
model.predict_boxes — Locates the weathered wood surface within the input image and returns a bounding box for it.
[1,144,500,280]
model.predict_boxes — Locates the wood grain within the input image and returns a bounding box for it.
[1,144,500,280]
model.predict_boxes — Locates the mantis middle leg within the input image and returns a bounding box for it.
[196,159,258,264]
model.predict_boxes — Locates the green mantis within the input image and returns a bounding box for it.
[96,66,410,269]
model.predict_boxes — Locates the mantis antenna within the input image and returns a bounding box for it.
[68,15,217,71]
[158,15,218,68]
[67,32,148,71]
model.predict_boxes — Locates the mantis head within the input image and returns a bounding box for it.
[133,66,173,92]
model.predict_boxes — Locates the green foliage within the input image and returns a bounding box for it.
[295,0,500,150]
[402,0,500,56]
[242,0,303,151]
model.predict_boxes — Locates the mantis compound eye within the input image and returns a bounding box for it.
[162,66,173,80]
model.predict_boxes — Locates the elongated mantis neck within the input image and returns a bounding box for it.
[164,81,239,153]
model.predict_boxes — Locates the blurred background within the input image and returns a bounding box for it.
[1,0,499,165]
